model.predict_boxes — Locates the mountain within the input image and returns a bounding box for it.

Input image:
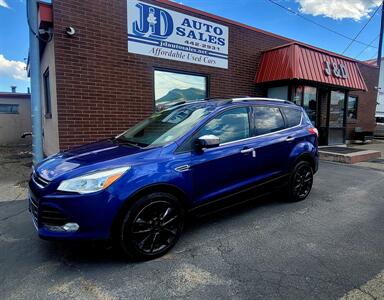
[157,88,205,104]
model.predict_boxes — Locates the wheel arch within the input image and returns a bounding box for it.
[292,152,316,173]
[110,183,190,239]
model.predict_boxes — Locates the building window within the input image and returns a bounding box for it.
[303,86,317,125]
[0,104,19,114]
[292,85,304,105]
[154,69,208,111]
[43,68,52,119]
[348,95,358,119]
[267,86,288,100]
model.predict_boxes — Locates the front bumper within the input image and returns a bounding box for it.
[28,180,121,241]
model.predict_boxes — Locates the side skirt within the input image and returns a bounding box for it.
[188,174,290,217]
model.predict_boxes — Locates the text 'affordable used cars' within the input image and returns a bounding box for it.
[29,97,319,260]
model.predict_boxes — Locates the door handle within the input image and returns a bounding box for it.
[286,136,295,142]
[241,147,256,157]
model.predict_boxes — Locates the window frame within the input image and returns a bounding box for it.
[153,67,210,111]
[175,104,304,154]
[175,105,252,153]
[43,68,52,119]
[347,95,358,120]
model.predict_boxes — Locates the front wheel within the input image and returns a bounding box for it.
[287,161,314,202]
[119,192,184,260]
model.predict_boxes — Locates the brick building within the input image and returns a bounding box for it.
[35,0,379,155]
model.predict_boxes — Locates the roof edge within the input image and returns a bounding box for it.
[261,43,378,69]
[154,0,293,43]
[155,0,378,69]
[0,92,31,98]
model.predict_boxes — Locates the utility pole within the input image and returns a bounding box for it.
[377,0,384,67]
[27,0,44,164]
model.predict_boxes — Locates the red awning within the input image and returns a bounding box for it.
[255,43,367,91]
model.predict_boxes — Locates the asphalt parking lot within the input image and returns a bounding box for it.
[1,153,384,299]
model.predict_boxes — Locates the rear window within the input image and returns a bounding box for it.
[377,117,384,124]
[253,106,285,135]
[282,107,302,127]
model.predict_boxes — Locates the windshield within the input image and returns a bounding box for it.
[115,104,214,147]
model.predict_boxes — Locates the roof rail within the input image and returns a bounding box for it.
[231,97,294,105]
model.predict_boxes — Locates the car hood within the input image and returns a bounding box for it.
[35,139,161,181]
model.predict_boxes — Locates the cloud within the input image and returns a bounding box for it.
[0,0,9,8]
[0,54,27,81]
[296,0,381,21]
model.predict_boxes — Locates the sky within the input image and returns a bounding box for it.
[0,0,382,93]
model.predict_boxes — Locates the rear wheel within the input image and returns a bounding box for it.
[119,192,184,260]
[287,161,313,202]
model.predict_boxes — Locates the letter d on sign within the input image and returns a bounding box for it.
[132,3,173,40]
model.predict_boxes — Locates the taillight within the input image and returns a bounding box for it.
[308,127,319,137]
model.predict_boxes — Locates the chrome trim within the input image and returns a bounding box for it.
[240,148,254,154]
[175,165,190,172]
[31,172,49,189]
[232,97,292,104]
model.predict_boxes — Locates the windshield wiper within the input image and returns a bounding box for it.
[112,138,148,148]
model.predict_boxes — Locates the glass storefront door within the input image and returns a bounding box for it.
[328,90,346,145]
[282,84,347,145]
[303,86,317,126]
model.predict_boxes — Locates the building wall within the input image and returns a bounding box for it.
[52,0,291,150]
[346,63,379,138]
[40,40,60,155]
[0,95,31,145]
[51,0,378,149]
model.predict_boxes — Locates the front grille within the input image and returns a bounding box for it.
[29,191,70,227]
[40,206,69,226]
[32,173,50,188]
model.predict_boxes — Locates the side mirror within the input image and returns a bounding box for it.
[195,135,220,149]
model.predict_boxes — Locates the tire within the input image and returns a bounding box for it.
[286,161,314,202]
[119,192,185,260]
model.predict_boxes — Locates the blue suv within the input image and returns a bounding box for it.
[29,98,318,260]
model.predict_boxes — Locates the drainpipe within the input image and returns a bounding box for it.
[27,0,44,164]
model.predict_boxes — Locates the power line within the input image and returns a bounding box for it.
[265,0,378,49]
[355,35,380,58]
[342,4,381,54]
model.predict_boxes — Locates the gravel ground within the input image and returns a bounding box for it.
[0,145,32,202]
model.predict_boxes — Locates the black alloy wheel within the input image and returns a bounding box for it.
[288,161,314,202]
[120,192,184,260]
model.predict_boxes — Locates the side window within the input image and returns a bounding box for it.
[253,106,285,135]
[281,107,302,127]
[197,107,250,144]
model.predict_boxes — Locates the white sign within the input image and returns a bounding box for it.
[127,0,229,69]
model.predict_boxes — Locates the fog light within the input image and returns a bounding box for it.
[62,223,79,232]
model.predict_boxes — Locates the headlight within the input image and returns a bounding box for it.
[57,166,130,194]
